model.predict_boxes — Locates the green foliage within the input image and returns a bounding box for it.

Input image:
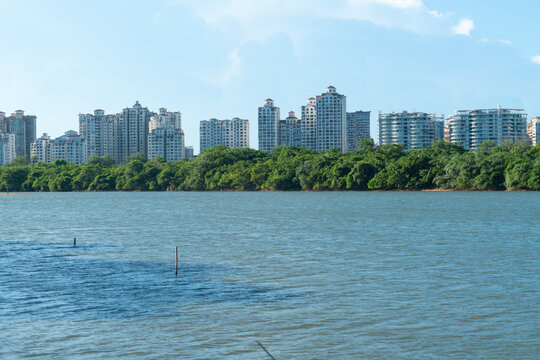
[0,141,539,192]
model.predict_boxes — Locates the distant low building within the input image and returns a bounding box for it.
[184,146,194,159]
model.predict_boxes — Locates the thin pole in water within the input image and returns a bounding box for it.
[257,341,276,360]
[175,246,178,276]
[74,237,76,247]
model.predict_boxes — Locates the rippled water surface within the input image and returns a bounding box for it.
[0,192,539,359]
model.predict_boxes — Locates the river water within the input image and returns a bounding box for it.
[0,192,539,359]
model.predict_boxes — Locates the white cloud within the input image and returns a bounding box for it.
[531,56,540,65]
[497,39,512,45]
[452,18,474,36]
[222,48,243,84]
[174,0,462,37]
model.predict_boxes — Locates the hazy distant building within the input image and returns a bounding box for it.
[378,111,444,150]
[447,107,528,149]
[0,110,36,158]
[301,97,317,150]
[184,146,194,159]
[0,133,16,165]
[117,101,153,163]
[258,99,279,152]
[527,117,540,146]
[316,86,347,152]
[278,111,302,147]
[200,118,249,151]
[346,111,370,151]
[79,109,117,161]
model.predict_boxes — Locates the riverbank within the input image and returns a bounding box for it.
[0,141,539,192]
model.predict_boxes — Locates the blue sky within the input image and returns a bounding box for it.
[1,0,539,152]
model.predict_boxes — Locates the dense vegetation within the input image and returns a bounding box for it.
[1,139,539,192]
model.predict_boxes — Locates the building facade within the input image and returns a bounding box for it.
[301,97,317,150]
[79,109,117,161]
[0,133,16,165]
[32,131,86,164]
[184,146,194,159]
[258,99,279,152]
[278,111,302,147]
[117,101,153,163]
[148,124,184,162]
[316,86,347,152]
[200,118,249,151]
[447,107,528,149]
[0,110,37,158]
[527,117,540,146]
[346,111,371,151]
[31,133,51,163]
[149,108,182,132]
[378,111,444,150]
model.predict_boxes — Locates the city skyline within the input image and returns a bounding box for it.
[2,0,540,152]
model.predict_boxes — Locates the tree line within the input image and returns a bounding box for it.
[0,139,539,192]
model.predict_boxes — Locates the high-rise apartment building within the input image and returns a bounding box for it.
[148,108,184,162]
[378,111,444,150]
[32,131,86,164]
[0,110,37,158]
[148,125,184,162]
[447,107,528,149]
[0,133,16,165]
[200,118,249,151]
[527,117,540,146]
[258,99,279,152]
[278,111,302,147]
[79,109,117,161]
[117,101,153,163]
[301,97,317,150]
[346,111,370,151]
[316,86,347,152]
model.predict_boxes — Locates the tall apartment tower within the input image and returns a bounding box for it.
[278,111,302,147]
[526,117,540,146]
[0,110,37,158]
[378,111,444,150]
[258,99,279,152]
[316,86,347,152]
[447,107,528,149]
[346,111,371,151]
[117,101,153,163]
[301,97,317,150]
[0,133,16,165]
[200,118,249,152]
[79,109,117,161]
[148,108,184,162]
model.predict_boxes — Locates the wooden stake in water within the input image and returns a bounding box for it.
[175,246,178,276]
[257,341,276,360]
[74,237,76,247]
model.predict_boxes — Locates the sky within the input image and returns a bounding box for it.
[1,0,540,153]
